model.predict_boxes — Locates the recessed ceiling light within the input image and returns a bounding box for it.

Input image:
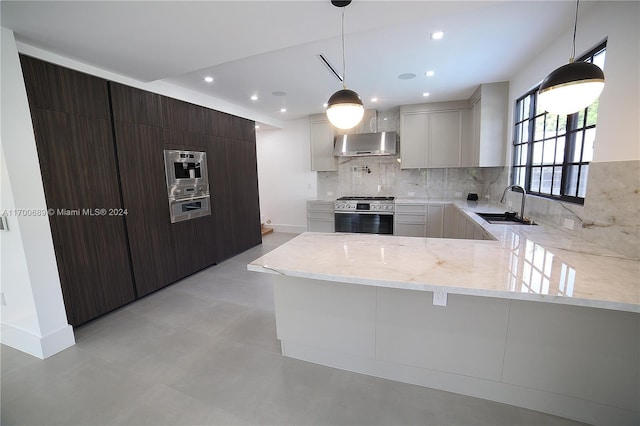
[204,76,214,83]
[398,73,416,80]
[250,95,258,101]
[255,125,260,129]
[425,70,435,77]
[371,97,378,102]
[280,108,287,113]
[323,103,328,108]
[272,91,287,97]
[431,31,444,40]
[423,92,430,97]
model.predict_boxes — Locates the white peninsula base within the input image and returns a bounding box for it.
[273,275,639,426]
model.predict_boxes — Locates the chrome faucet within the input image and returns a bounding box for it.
[500,185,527,221]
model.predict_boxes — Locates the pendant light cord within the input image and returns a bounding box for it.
[570,0,579,62]
[341,7,346,89]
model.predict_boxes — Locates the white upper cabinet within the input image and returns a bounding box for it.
[310,116,337,171]
[464,82,509,168]
[400,82,508,169]
[399,101,467,169]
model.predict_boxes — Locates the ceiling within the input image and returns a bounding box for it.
[1,1,587,127]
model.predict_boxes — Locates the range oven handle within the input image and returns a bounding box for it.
[335,211,394,216]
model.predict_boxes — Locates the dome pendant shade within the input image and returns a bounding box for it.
[538,61,605,116]
[326,88,364,130]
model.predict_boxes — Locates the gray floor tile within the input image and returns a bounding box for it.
[1,232,588,426]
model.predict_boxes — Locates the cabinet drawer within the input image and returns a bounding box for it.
[308,211,334,220]
[395,223,426,238]
[395,204,427,214]
[307,201,334,212]
[395,213,426,224]
[308,219,334,233]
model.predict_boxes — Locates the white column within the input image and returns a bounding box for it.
[0,27,75,359]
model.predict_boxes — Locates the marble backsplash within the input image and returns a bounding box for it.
[317,156,505,201]
[317,159,639,259]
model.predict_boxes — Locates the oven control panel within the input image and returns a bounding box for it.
[334,200,394,213]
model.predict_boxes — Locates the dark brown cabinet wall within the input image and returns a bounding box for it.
[20,56,262,325]
[20,55,136,326]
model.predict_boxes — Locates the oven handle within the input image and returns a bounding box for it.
[334,211,394,216]
[171,194,210,203]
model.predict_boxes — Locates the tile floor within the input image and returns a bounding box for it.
[1,232,587,426]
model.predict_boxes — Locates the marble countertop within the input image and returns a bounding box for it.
[250,201,640,313]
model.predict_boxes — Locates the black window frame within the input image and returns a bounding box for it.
[512,40,607,205]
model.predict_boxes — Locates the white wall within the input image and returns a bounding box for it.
[256,118,317,233]
[0,27,75,358]
[508,1,640,163]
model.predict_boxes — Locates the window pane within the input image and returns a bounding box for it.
[566,165,579,197]
[545,114,558,136]
[572,131,584,162]
[515,123,523,143]
[577,109,586,127]
[523,96,531,119]
[583,128,596,162]
[531,167,542,192]
[543,140,556,163]
[522,120,530,143]
[521,143,529,165]
[532,142,543,165]
[534,116,545,141]
[557,115,567,135]
[578,165,589,198]
[552,166,562,195]
[586,99,599,126]
[541,167,553,194]
[555,136,565,163]
[517,167,526,187]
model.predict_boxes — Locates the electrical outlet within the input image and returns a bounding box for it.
[433,290,447,306]
[564,218,574,230]
[455,192,462,197]
[408,191,415,196]
[327,191,333,196]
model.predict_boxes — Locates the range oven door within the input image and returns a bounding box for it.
[334,212,394,235]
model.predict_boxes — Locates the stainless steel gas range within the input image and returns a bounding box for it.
[334,196,394,235]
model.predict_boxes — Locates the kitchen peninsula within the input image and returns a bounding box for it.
[248,203,640,426]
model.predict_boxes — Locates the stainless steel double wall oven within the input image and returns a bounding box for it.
[163,150,210,223]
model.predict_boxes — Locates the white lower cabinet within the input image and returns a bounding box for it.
[442,204,493,240]
[394,203,444,238]
[307,201,334,232]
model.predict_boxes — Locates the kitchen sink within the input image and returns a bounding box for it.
[476,212,536,225]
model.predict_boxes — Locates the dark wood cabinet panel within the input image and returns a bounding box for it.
[209,136,261,261]
[161,96,204,134]
[112,121,180,296]
[227,138,262,252]
[203,109,230,137]
[231,115,256,141]
[19,55,110,119]
[162,128,207,150]
[109,82,162,127]
[32,109,135,326]
[171,218,216,279]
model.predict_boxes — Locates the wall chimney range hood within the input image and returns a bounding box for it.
[333,131,398,157]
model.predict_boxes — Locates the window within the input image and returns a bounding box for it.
[512,42,606,204]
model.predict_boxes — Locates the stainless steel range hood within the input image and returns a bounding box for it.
[333,131,398,157]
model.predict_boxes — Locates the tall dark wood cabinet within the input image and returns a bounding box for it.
[20,55,135,326]
[20,56,262,326]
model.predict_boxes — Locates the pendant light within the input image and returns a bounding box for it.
[537,0,605,116]
[326,0,364,130]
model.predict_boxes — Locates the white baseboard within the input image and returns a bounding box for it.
[1,323,75,359]
[269,224,306,234]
